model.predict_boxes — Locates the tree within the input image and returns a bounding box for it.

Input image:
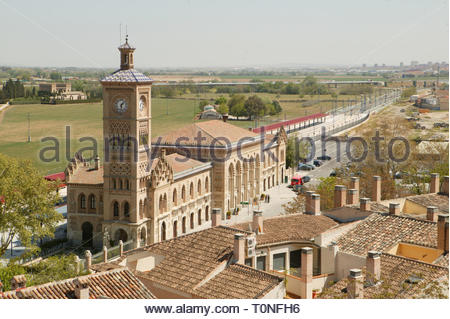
[0,154,62,257]
[228,94,246,118]
[214,96,227,105]
[49,72,62,81]
[314,177,339,210]
[244,95,265,119]
[282,194,306,215]
[285,137,296,168]
[216,103,229,115]
[198,100,209,112]
[272,100,282,114]
[0,254,87,291]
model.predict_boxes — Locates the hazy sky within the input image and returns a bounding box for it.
[0,0,448,68]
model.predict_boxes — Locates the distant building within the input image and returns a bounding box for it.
[39,82,87,101]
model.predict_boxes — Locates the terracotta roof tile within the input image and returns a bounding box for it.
[109,226,281,298]
[405,193,449,214]
[320,253,448,299]
[336,213,437,256]
[234,213,338,246]
[0,268,154,299]
[152,120,260,147]
[68,166,103,185]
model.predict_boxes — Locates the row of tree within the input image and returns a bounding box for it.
[200,94,283,119]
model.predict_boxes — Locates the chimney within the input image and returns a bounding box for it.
[11,275,26,290]
[366,251,381,285]
[334,185,347,208]
[437,214,449,253]
[347,189,358,205]
[300,247,313,299]
[441,176,449,195]
[305,191,315,214]
[74,277,90,299]
[426,206,439,222]
[360,198,370,212]
[252,210,263,234]
[372,176,381,202]
[430,173,439,193]
[310,194,321,215]
[347,269,364,299]
[74,256,80,274]
[211,208,222,227]
[85,250,92,271]
[389,203,400,215]
[94,155,100,170]
[350,177,360,202]
[233,234,245,264]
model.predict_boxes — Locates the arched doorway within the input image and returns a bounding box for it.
[161,222,166,241]
[81,222,93,247]
[114,228,128,243]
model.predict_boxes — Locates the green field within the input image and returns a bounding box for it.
[0,93,360,175]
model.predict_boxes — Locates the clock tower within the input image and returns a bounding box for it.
[100,36,153,247]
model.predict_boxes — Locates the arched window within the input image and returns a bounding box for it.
[125,179,130,190]
[163,193,167,211]
[139,200,144,219]
[197,180,202,195]
[112,178,116,189]
[161,222,166,241]
[190,182,194,199]
[182,216,186,233]
[182,185,186,203]
[205,177,209,193]
[198,209,202,226]
[119,179,123,190]
[124,202,130,217]
[190,213,194,229]
[173,221,178,238]
[80,194,86,209]
[89,194,96,209]
[159,195,163,213]
[205,206,209,222]
[173,189,178,206]
[113,201,119,217]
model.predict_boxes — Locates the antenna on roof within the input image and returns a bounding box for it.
[119,23,122,44]
[125,24,128,43]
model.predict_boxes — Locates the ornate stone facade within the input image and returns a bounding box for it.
[66,39,286,250]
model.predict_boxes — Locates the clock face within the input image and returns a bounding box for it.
[139,97,145,111]
[114,98,128,113]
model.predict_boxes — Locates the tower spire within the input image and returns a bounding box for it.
[118,35,135,70]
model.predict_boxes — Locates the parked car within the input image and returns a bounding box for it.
[298,163,314,171]
[302,176,311,183]
[313,160,322,167]
[329,170,337,177]
[317,155,332,161]
[291,174,304,187]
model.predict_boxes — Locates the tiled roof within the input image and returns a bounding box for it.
[0,268,155,299]
[348,201,389,213]
[320,253,448,299]
[405,193,449,214]
[67,166,103,185]
[234,213,338,246]
[101,69,153,83]
[107,226,281,299]
[336,213,437,256]
[164,153,210,174]
[152,120,260,147]
[323,206,374,223]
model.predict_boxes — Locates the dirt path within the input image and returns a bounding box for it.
[0,103,13,126]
